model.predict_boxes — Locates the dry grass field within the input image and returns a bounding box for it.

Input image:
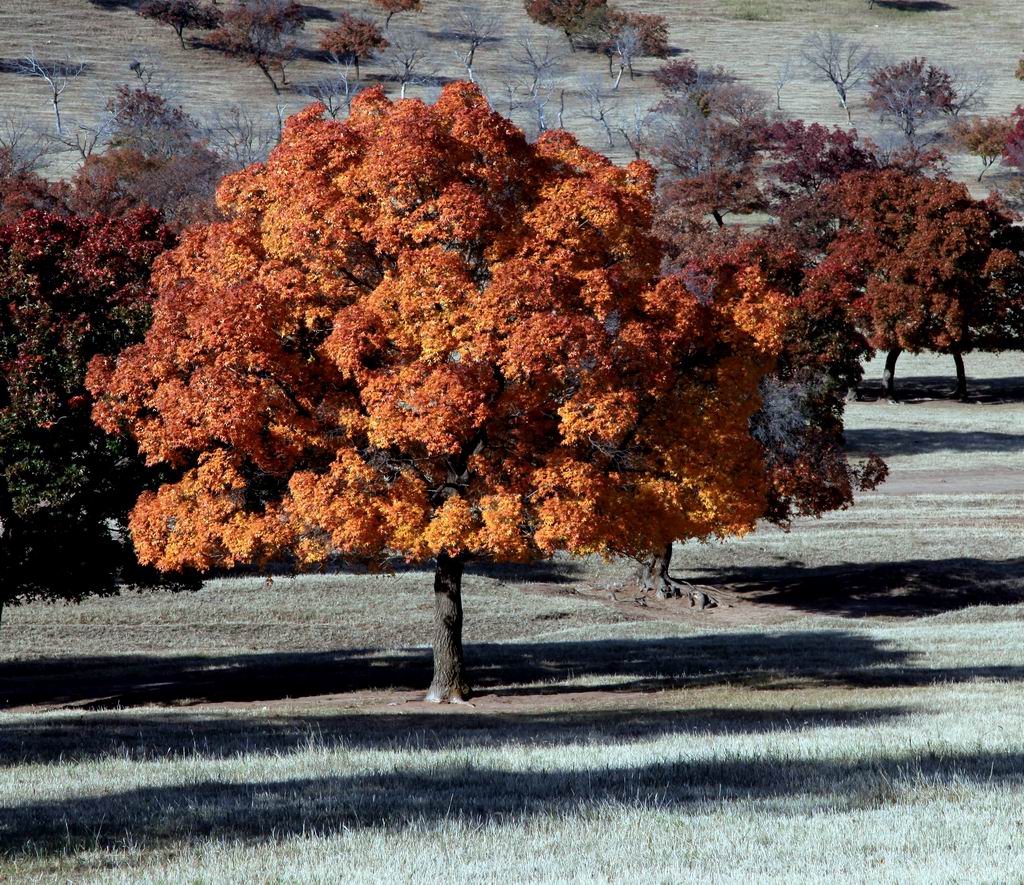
[1,351,1022,882]
[0,0,1022,183]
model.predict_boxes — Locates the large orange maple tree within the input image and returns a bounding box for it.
[90,84,786,701]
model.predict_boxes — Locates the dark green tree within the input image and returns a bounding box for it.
[0,207,197,621]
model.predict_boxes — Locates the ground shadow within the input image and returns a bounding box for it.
[0,704,909,767]
[845,428,1024,457]
[4,625,1023,711]
[856,374,1024,404]
[872,0,956,9]
[86,0,138,9]
[2,750,1020,855]
[299,4,335,21]
[695,557,1024,618]
[242,556,588,585]
[0,58,91,76]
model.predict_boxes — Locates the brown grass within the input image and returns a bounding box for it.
[1,0,1021,186]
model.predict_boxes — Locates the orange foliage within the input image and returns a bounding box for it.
[90,84,786,574]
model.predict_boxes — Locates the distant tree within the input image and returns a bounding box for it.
[450,4,502,83]
[605,25,641,88]
[0,208,197,621]
[809,169,1024,400]
[69,87,223,226]
[15,50,86,136]
[652,69,769,236]
[762,120,877,198]
[89,85,787,701]
[952,115,1013,181]
[206,104,279,169]
[1004,107,1024,172]
[207,0,305,95]
[579,76,617,144]
[372,0,421,31]
[944,65,989,119]
[759,119,878,256]
[382,30,432,99]
[772,57,796,110]
[868,58,956,152]
[137,0,223,50]
[500,34,565,133]
[105,84,205,158]
[600,10,669,67]
[617,103,655,160]
[524,0,608,52]
[801,32,874,123]
[0,146,63,225]
[320,13,388,80]
[299,61,362,119]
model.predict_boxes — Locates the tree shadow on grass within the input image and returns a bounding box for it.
[845,428,1024,457]
[695,557,1024,618]
[856,374,1024,403]
[85,0,139,9]
[872,0,956,9]
[0,704,911,766]
[4,625,1023,711]
[2,749,1020,855]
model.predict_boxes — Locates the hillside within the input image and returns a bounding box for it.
[1,0,1021,185]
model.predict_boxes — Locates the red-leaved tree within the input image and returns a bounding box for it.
[137,0,223,50]
[1,207,197,618]
[208,0,305,95]
[90,84,788,701]
[809,169,1024,400]
[524,0,608,52]
[320,13,389,80]
[372,0,421,31]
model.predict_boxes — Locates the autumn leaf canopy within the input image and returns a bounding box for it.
[90,82,786,574]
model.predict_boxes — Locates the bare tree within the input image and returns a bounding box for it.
[945,64,990,119]
[16,50,86,136]
[450,5,502,84]
[206,105,277,170]
[579,77,617,147]
[617,103,654,159]
[496,34,567,137]
[773,56,796,110]
[801,32,874,123]
[608,26,641,89]
[508,33,564,96]
[50,108,120,163]
[0,119,51,175]
[299,60,362,119]
[868,57,956,152]
[383,30,433,99]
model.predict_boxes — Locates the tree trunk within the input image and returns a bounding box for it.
[639,543,679,599]
[952,349,968,401]
[711,209,725,228]
[637,544,717,608]
[175,25,187,50]
[355,57,361,80]
[256,62,281,95]
[883,347,902,401]
[425,551,470,703]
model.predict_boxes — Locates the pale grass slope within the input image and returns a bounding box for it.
[0,0,1021,185]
